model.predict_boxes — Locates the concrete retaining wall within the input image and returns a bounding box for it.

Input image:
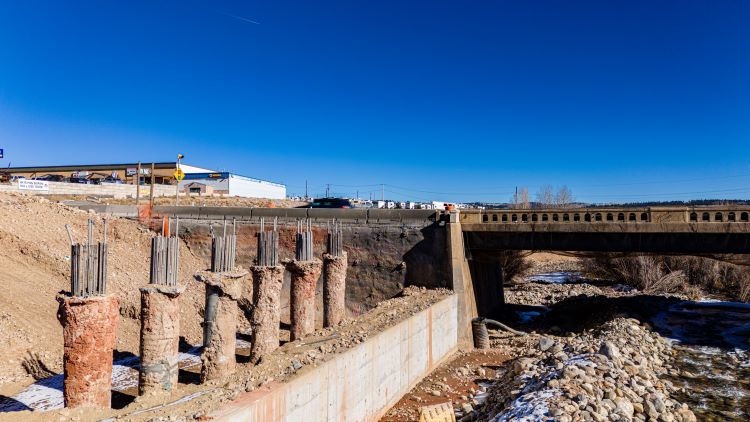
[0,181,176,198]
[210,294,458,422]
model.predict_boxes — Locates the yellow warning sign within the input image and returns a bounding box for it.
[173,168,185,181]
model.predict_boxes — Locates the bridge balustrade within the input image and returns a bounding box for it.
[465,207,750,225]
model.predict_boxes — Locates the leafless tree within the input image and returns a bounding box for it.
[519,188,530,209]
[512,187,531,209]
[536,185,554,208]
[555,185,574,207]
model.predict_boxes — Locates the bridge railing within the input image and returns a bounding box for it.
[461,207,750,225]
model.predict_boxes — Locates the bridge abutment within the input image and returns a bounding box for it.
[447,211,478,348]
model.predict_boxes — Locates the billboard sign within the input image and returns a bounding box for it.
[18,180,49,191]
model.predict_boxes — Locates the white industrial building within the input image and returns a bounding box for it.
[178,165,286,199]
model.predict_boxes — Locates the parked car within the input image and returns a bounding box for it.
[308,198,354,208]
[69,176,94,184]
[102,176,124,184]
[34,174,66,182]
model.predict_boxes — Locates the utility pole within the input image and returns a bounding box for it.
[135,162,141,205]
[305,180,308,200]
[381,184,384,202]
[149,163,155,209]
[326,184,330,198]
[515,186,518,208]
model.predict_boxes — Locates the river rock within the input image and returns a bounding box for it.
[539,336,555,351]
[599,341,621,360]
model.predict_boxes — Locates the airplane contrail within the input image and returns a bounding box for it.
[221,11,260,25]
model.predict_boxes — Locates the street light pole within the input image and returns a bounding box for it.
[175,154,183,206]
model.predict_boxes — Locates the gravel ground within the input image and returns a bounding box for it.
[19,287,452,421]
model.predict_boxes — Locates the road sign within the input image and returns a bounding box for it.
[174,168,185,181]
[0,149,4,158]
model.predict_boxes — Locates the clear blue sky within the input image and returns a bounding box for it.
[1,0,749,203]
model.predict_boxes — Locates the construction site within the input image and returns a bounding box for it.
[5,184,750,422]
[0,192,463,421]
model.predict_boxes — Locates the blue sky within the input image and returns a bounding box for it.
[1,0,749,203]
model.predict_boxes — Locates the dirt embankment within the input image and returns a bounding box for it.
[0,193,209,392]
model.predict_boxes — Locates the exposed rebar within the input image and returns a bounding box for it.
[256,217,279,267]
[326,219,344,257]
[211,219,237,272]
[70,219,109,298]
[149,234,180,286]
[295,219,314,262]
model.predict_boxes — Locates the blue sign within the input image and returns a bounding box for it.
[0,149,3,159]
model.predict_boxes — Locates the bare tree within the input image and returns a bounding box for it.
[536,185,554,208]
[519,188,530,209]
[511,187,531,209]
[555,185,574,207]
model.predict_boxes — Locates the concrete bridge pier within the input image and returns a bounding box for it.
[287,259,322,341]
[249,265,284,364]
[57,294,120,408]
[322,252,347,327]
[199,270,246,382]
[138,285,183,395]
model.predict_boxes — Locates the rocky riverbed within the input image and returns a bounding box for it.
[479,318,696,422]
[477,271,749,421]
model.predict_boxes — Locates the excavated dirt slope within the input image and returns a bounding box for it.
[0,193,208,393]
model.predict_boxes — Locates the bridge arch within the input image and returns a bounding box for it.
[606,213,614,221]
[531,214,538,222]
[584,213,591,222]
[563,213,570,222]
[595,213,602,222]
[542,214,548,222]
[552,214,559,222]
[742,212,749,222]
[640,213,648,222]
[502,214,508,222]
[715,212,723,222]
[729,212,736,222]
[521,214,528,222]
[702,212,710,222]
[512,214,518,222]
[629,213,636,221]
[492,214,498,222]
[690,212,698,222]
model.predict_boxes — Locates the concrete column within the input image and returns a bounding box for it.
[138,285,184,395]
[447,211,478,349]
[286,259,322,341]
[322,252,347,327]
[198,270,246,382]
[56,294,120,408]
[249,265,284,364]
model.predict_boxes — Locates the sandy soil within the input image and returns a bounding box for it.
[2,287,451,421]
[0,192,209,393]
[381,349,511,421]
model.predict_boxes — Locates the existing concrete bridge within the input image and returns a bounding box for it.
[452,207,750,322]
